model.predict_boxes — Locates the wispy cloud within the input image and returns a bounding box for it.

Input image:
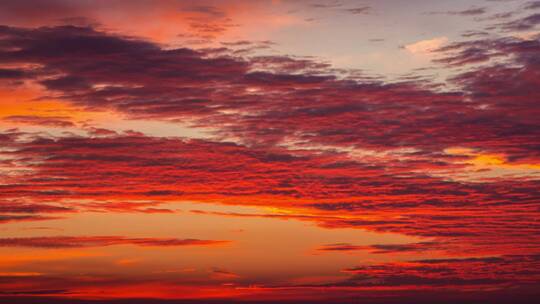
[404,37,449,54]
[0,236,230,248]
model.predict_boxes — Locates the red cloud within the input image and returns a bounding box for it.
[1,131,538,259]
[0,214,61,224]
[317,241,445,254]
[337,254,540,289]
[0,236,229,248]
[0,201,73,213]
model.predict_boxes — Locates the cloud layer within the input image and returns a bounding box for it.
[0,2,539,302]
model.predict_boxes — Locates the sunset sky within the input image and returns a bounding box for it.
[0,0,539,303]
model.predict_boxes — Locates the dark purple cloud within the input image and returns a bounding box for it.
[0,24,538,168]
[499,13,540,31]
[426,7,487,16]
[524,1,540,10]
[343,7,371,15]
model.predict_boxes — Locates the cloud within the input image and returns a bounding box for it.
[182,5,227,18]
[0,24,538,169]
[0,214,61,224]
[0,68,26,79]
[0,15,539,300]
[426,7,487,16]
[310,2,343,9]
[77,201,174,214]
[404,37,449,54]
[524,1,540,10]
[343,7,371,15]
[210,267,240,280]
[1,130,539,257]
[434,40,498,66]
[0,201,73,213]
[337,254,540,288]
[2,115,75,128]
[0,236,230,248]
[499,13,540,31]
[317,241,445,254]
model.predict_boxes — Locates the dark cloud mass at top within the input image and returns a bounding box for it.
[0,23,538,163]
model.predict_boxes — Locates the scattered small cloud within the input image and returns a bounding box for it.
[404,37,449,54]
[343,6,371,15]
[426,7,486,16]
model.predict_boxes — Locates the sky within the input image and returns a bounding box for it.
[0,0,539,303]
